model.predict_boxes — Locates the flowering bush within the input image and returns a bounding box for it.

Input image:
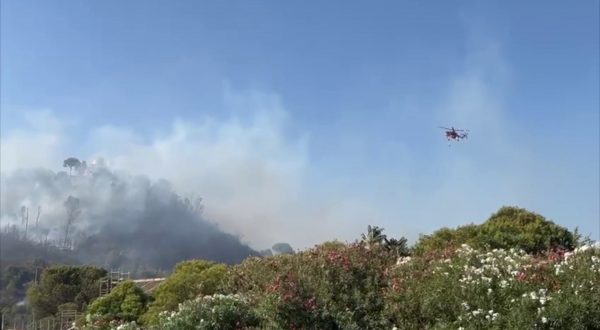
[142,260,228,325]
[225,242,396,329]
[80,318,140,330]
[385,242,600,329]
[75,209,597,329]
[157,294,260,330]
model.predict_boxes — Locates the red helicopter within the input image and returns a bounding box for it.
[439,126,469,141]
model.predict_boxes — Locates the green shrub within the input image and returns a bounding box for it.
[27,265,107,318]
[414,206,576,255]
[142,260,228,325]
[384,242,600,329]
[227,242,396,329]
[85,281,149,327]
[157,294,260,330]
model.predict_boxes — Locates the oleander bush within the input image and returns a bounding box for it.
[157,294,260,330]
[83,207,599,330]
[384,243,600,329]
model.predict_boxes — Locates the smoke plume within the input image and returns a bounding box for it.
[0,165,258,274]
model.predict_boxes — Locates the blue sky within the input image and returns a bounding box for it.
[1,0,599,247]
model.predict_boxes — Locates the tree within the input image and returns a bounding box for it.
[142,260,228,325]
[384,237,410,257]
[0,265,37,316]
[86,281,149,324]
[272,242,295,255]
[413,206,576,255]
[361,225,387,249]
[480,206,576,253]
[63,157,82,176]
[63,196,81,248]
[27,265,106,318]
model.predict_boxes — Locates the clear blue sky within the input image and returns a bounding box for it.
[1,0,599,246]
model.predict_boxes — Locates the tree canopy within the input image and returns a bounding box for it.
[413,206,577,255]
[86,281,149,324]
[62,157,82,176]
[27,265,106,318]
[272,242,295,255]
[141,260,228,325]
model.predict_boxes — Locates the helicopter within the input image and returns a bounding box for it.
[439,126,469,141]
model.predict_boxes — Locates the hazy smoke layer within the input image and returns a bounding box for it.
[0,166,258,274]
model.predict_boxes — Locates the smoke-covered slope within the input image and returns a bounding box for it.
[0,165,258,274]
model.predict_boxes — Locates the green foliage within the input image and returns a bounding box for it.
[226,242,397,329]
[414,206,576,255]
[142,260,228,325]
[26,265,106,318]
[384,243,600,329]
[361,225,387,248]
[384,237,410,258]
[6,205,596,329]
[0,263,39,315]
[157,294,260,330]
[85,281,148,326]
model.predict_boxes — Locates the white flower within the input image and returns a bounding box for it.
[578,245,590,253]
[396,256,412,265]
[542,316,548,324]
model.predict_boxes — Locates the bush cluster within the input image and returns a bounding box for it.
[56,207,599,329]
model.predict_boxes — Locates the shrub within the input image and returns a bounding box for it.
[226,242,396,329]
[157,294,260,330]
[384,242,600,329]
[142,260,228,325]
[85,281,149,328]
[27,265,107,318]
[414,206,576,255]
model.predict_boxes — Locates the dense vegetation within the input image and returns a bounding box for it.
[141,260,228,325]
[26,265,107,318]
[414,207,578,255]
[2,206,599,329]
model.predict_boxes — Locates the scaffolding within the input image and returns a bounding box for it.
[0,312,82,330]
[58,309,80,330]
[99,270,130,297]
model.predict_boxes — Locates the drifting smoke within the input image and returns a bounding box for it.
[0,162,258,274]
